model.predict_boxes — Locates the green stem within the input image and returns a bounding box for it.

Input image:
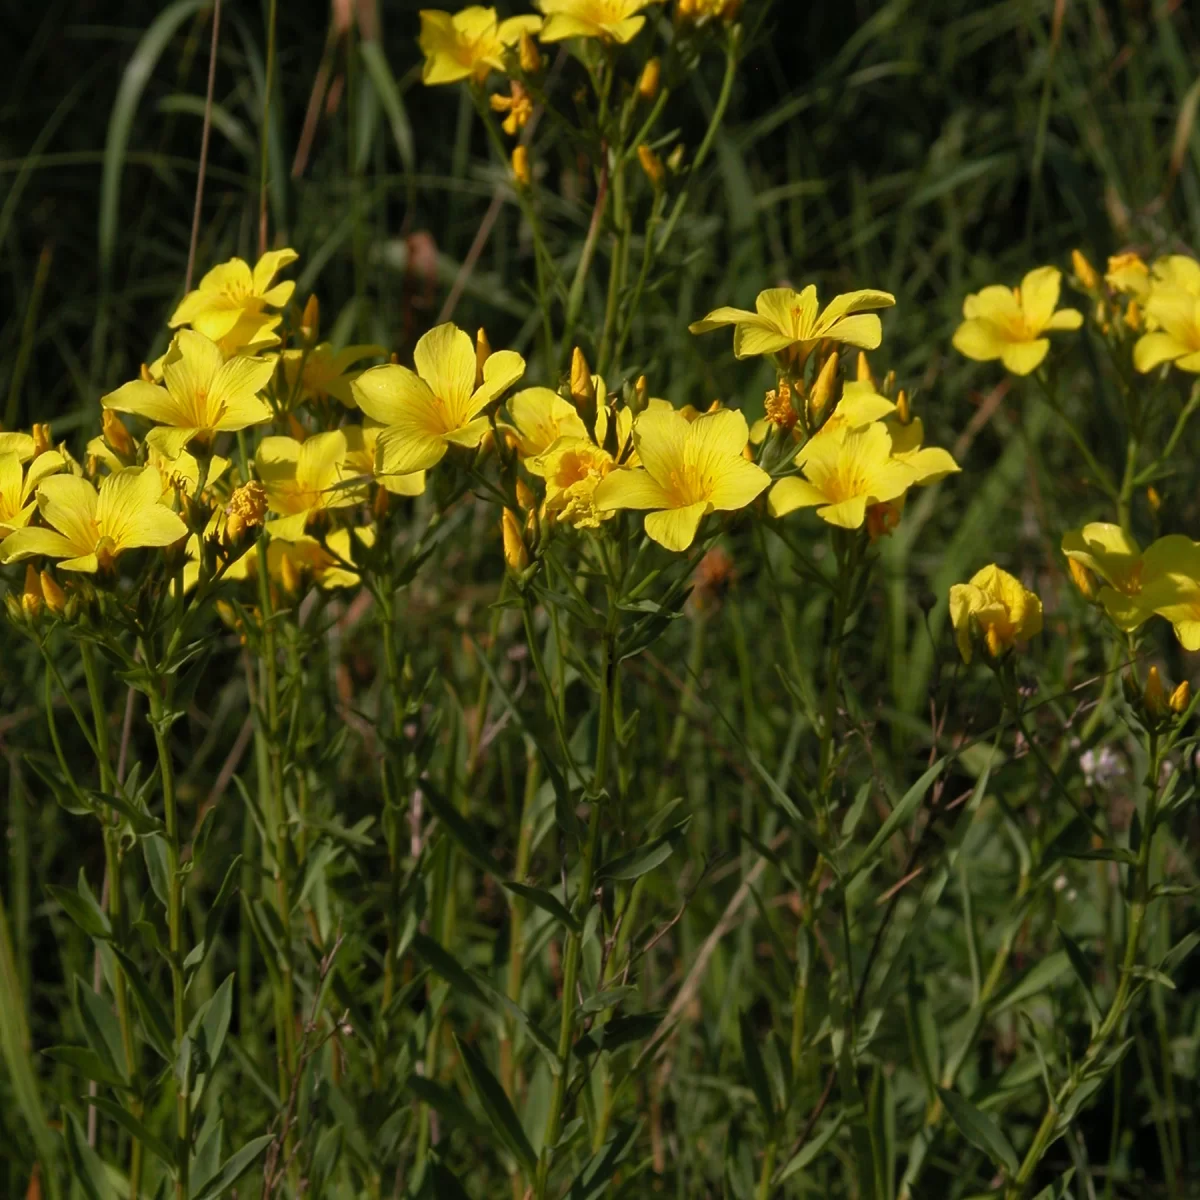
[80,644,143,1200]
[1007,732,1161,1196]
[258,0,278,255]
[755,1140,779,1200]
[535,617,614,1198]
[145,672,189,1200]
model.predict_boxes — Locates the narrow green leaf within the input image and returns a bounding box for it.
[776,1114,845,1183]
[504,881,581,933]
[44,1045,127,1090]
[87,788,162,837]
[936,1087,1019,1175]
[407,1075,488,1137]
[567,1122,641,1200]
[850,760,944,879]
[89,1096,173,1166]
[424,780,503,878]
[597,818,690,881]
[360,41,415,171]
[1056,925,1100,1022]
[411,933,487,1005]
[739,1010,775,1124]
[112,947,174,1061]
[191,1134,275,1200]
[993,951,1070,1014]
[454,1034,538,1174]
[47,881,110,940]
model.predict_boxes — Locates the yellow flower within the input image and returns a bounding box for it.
[532,438,617,528]
[168,249,298,355]
[491,81,534,135]
[1106,252,1150,297]
[342,423,426,497]
[1060,523,1157,630]
[350,322,525,480]
[804,381,895,448]
[0,467,187,573]
[1134,535,1200,651]
[255,431,364,540]
[508,387,589,458]
[0,432,36,461]
[769,422,915,528]
[0,451,66,536]
[952,266,1083,375]
[102,330,275,458]
[1133,288,1200,373]
[949,565,1043,663]
[1151,254,1200,296]
[418,7,542,84]
[690,284,895,361]
[281,343,383,408]
[536,0,657,43]
[594,403,768,551]
[883,418,960,484]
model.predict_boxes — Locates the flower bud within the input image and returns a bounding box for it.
[501,507,528,571]
[300,293,320,343]
[570,347,595,408]
[476,327,492,388]
[287,414,307,442]
[856,350,875,388]
[373,486,390,520]
[882,369,896,398]
[807,351,839,424]
[1170,679,1191,715]
[1071,249,1100,291]
[39,571,66,616]
[101,409,135,459]
[633,374,649,413]
[637,144,665,189]
[1067,556,1096,601]
[519,31,542,74]
[1144,666,1168,721]
[21,564,43,620]
[511,145,531,188]
[666,144,685,173]
[895,388,911,425]
[1124,299,1142,331]
[638,57,661,101]
[1147,485,1161,513]
[279,551,302,596]
[32,424,52,456]
[515,477,536,511]
[140,362,155,384]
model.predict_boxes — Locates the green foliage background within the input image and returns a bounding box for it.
[3,1,1200,1197]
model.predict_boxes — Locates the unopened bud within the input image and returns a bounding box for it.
[1124,299,1142,330]
[1067,557,1096,600]
[501,507,528,571]
[512,145,531,188]
[22,564,43,619]
[856,351,874,387]
[570,348,595,408]
[638,57,661,101]
[666,144,685,173]
[102,409,135,458]
[984,624,1004,659]
[140,363,155,384]
[807,351,839,424]
[1147,485,1161,513]
[1170,679,1191,715]
[373,486,389,520]
[32,424,52,456]
[39,571,66,615]
[895,388,911,424]
[518,31,542,74]
[279,551,301,596]
[882,369,896,398]
[515,478,536,511]
[1144,666,1168,720]
[287,414,307,442]
[637,144,665,189]
[1071,249,1100,291]
[300,294,320,343]
[476,327,491,388]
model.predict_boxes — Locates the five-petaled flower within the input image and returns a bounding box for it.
[351,322,525,482]
[419,7,542,84]
[0,467,187,573]
[536,0,658,44]
[594,402,768,551]
[102,330,275,458]
[952,266,1082,375]
[949,565,1043,663]
[256,430,365,540]
[690,285,896,361]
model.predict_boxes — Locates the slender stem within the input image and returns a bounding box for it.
[1007,733,1161,1196]
[755,1140,779,1200]
[535,614,615,1197]
[597,158,628,376]
[258,0,278,256]
[145,671,189,1200]
[184,0,220,293]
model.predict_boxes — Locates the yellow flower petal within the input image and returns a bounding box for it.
[644,500,709,551]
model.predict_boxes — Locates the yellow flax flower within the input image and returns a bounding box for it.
[949,565,1043,663]
[102,330,275,458]
[419,8,542,84]
[0,451,66,536]
[594,404,768,551]
[0,467,187,573]
[169,249,298,355]
[256,431,364,540]
[883,418,960,483]
[1133,288,1200,373]
[769,422,915,528]
[281,343,383,408]
[1106,252,1150,298]
[953,267,1083,375]
[508,387,589,458]
[343,423,426,497]
[0,432,36,461]
[532,438,618,528]
[690,285,895,361]
[1130,536,1200,650]
[1060,523,1160,630]
[350,322,525,481]
[536,0,657,43]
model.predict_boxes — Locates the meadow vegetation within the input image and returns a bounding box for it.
[3,1,1200,1198]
